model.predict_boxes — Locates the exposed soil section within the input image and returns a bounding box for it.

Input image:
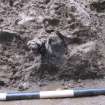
[0,0,105,90]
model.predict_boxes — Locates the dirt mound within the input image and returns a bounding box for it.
[0,0,105,89]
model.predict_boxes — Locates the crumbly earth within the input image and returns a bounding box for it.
[0,0,105,90]
[1,0,105,105]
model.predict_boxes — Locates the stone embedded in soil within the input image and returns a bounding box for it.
[36,16,45,23]
[45,32,66,56]
[18,82,30,91]
[18,13,35,25]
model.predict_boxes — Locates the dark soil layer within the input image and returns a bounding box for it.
[0,0,105,89]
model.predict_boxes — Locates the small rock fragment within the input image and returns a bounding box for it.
[18,82,30,91]
[36,16,45,23]
[18,13,35,25]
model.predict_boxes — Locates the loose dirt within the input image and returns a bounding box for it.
[1,0,105,104]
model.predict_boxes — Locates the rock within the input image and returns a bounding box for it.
[18,82,30,91]
[36,16,45,23]
[27,37,46,54]
[27,31,66,57]
[18,13,35,25]
[27,38,42,50]
[45,32,66,56]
